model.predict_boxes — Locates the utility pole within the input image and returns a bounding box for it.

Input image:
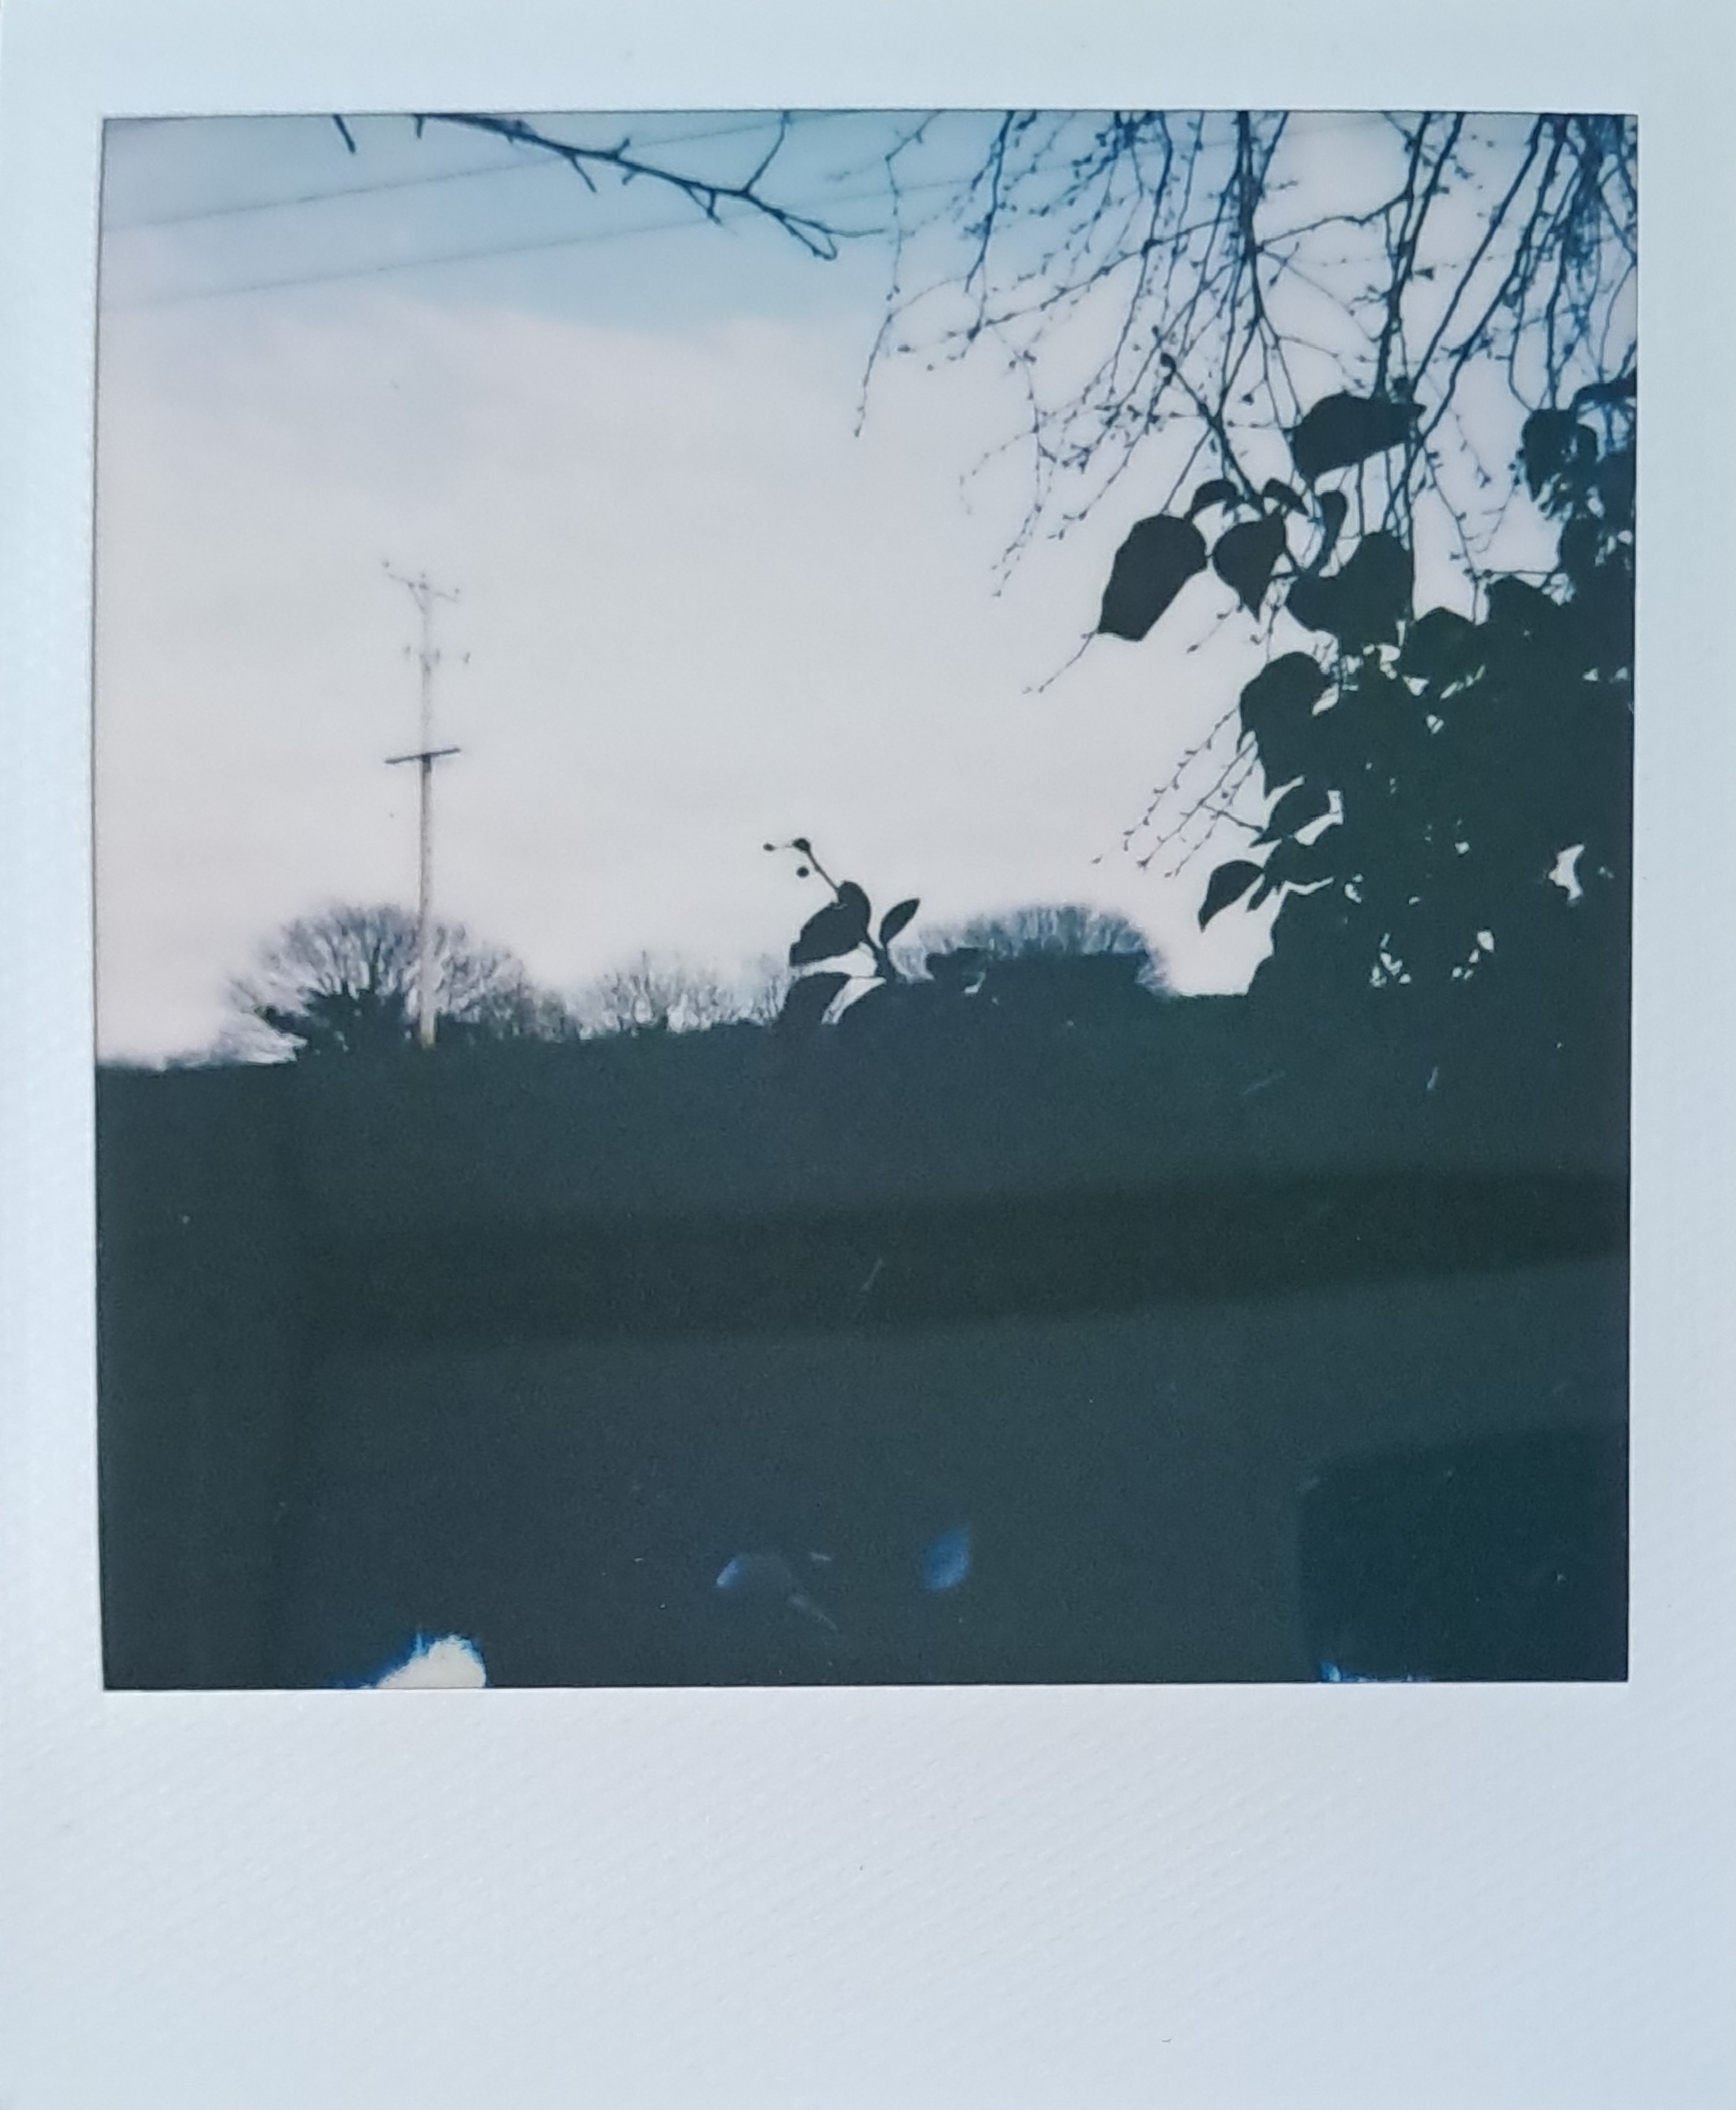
[384,565,462,1048]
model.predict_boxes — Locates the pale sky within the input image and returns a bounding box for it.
[92,112,1538,1062]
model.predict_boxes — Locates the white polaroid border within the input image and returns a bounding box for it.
[2,2,1733,2103]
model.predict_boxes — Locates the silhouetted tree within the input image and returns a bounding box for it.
[875,113,1633,570]
[574,952,784,1038]
[226,903,577,1059]
[947,903,1149,960]
[935,903,1168,990]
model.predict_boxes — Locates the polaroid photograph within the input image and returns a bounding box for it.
[2,2,1733,2105]
[94,104,1632,1693]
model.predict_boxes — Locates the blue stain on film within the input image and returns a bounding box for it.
[922,1524,972,1594]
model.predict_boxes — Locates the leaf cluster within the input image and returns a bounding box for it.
[1099,385,1634,997]
[764,837,920,1031]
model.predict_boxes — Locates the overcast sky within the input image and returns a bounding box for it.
[94,111,1478,1061]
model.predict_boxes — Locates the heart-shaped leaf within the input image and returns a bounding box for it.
[1097,515,1208,641]
[1285,530,1413,651]
[1198,858,1264,928]
[1289,392,1419,481]
[1239,654,1332,790]
[790,881,871,968]
[1213,512,1289,615]
[1238,654,1330,742]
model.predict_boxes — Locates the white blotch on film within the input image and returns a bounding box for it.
[366,1633,488,1688]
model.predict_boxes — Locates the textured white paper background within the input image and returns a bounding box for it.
[2,2,1733,2104]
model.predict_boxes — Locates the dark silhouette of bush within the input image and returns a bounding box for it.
[1096,379,1632,1075]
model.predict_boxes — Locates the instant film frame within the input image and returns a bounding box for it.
[2,1,1734,2103]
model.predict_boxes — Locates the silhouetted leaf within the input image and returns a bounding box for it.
[881,894,923,945]
[1257,778,1331,843]
[1185,477,1243,519]
[1198,859,1264,928]
[776,971,849,1032]
[790,882,871,967]
[1289,393,1418,481]
[1520,411,1595,503]
[1399,606,1482,685]
[1262,479,1306,514]
[1335,531,1413,644]
[1097,514,1208,640]
[1213,512,1288,614]
[878,898,920,947]
[1285,574,1334,635]
[1238,653,1331,746]
[1286,530,1413,650]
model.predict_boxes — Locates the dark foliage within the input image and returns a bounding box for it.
[1096,381,1633,1019]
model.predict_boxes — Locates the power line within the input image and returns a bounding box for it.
[104,176,927,311]
[104,115,817,233]
[109,110,1407,240]
[107,152,549,231]
[103,117,1402,313]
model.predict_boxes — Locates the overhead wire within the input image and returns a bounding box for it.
[104,114,1415,313]
[109,109,1440,238]
[104,172,976,312]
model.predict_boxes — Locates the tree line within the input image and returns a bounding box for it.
[198,894,1168,1063]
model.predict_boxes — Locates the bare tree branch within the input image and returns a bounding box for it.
[414,113,854,259]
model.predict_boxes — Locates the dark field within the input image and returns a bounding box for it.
[97,985,1628,1688]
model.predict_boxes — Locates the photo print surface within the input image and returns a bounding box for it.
[93,109,1633,1689]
